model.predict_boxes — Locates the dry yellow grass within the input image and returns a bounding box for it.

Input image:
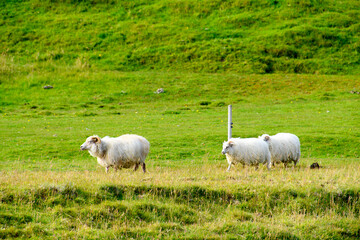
[2,158,359,191]
[1,159,359,238]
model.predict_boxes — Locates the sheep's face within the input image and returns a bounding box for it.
[259,134,270,142]
[221,141,234,155]
[80,136,101,151]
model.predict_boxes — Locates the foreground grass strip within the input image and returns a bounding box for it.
[1,163,360,239]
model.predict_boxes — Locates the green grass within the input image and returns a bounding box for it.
[1,71,359,171]
[1,0,360,238]
[1,0,360,74]
[1,69,360,238]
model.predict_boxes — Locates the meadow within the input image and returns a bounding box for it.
[1,0,360,239]
[1,69,360,239]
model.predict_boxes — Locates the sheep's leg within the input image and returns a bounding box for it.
[227,163,232,172]
[141,162,146,173]
[255,164,259,170]
[134,163,139,171]
[272,162,275,167]
[105,166,109,173]
[267,162,271,171]
[284,162,288,168]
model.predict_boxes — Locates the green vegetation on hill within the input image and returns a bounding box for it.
[1,0,360,74]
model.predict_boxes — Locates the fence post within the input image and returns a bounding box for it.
[228,105,233,140]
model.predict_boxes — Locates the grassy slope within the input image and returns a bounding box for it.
[1,0,360,74]
[1,0,360,239]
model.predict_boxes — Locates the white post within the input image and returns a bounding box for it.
[228,105,232,140]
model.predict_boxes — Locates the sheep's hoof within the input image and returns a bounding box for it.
[134,163,139,172]
[141,163,146,173]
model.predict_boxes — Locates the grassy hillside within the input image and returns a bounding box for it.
[1,0,360,74]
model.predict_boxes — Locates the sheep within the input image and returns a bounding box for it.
[259,133,300,167]
[80,134,150,173]
[221,138,271,171]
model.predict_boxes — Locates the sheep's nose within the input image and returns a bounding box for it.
[221,150,225,154]
[80,145,85,150]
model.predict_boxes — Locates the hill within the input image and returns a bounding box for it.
[1,0,360,74]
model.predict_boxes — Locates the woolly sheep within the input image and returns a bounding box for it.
[259,133,300,167]
[80,134,150,173]
[221,138,271,171]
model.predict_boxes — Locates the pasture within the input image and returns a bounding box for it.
[1,70,360,239]
[1,0,360,238]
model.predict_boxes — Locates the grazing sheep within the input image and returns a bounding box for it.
[80,134,150,173]
[259,133,300,167]
[221,138,271,171]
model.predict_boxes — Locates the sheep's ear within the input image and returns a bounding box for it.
[92,136,101,143]
[228,141,233,147]
[264,136,270,141]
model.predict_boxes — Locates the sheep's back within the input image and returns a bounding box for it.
[230,138,269,164]
[271,133,300,161]
[106,134,150,163]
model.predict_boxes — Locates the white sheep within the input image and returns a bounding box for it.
[259,133,300,167]
[80,134,150,173]
[221,138,271,171]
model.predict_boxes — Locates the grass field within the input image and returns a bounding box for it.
[1,0,360,239]
[1,70,360,239]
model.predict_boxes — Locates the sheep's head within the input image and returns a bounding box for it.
[80,135,101,151]
[259,134,270,142]
[222,141,234,154]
